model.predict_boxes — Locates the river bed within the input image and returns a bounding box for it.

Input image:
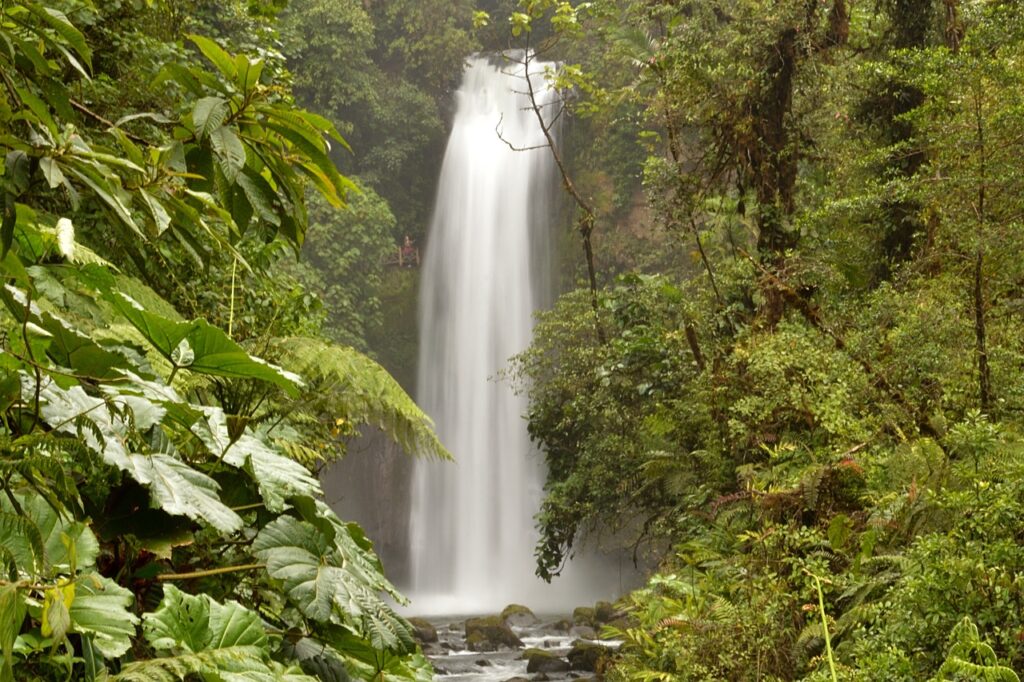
[420,617,618,682]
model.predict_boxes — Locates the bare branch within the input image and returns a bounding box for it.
[494,113,549,152]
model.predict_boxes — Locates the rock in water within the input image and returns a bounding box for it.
[594,600,617,623]
[501,603,540,627]
[572,606,596,627]
[522,648,570,674]
[464,616,524,651]
[568,640,609,672]
[407,617,438,643]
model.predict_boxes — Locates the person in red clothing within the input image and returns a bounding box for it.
[400,235,418,266]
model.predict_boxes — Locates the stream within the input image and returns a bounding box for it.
[416,613,621,682]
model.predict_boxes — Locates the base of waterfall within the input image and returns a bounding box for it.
[402,545,637,618]
[410,603,628,681]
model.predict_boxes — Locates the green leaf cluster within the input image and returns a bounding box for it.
[0,3,442,680]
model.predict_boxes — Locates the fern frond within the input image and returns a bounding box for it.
[271,336,450,460]
[794,620,825,661]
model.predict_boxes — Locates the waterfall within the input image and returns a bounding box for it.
[407,54,597,615]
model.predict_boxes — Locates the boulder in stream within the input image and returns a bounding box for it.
[568,640,610,672]
[522,648,571,674]
[407,617,438,643]
[501,603,541,627]
[465,616,524,651]
[572,606,596,628]
[594,601,617,623]
[570,625,597,640]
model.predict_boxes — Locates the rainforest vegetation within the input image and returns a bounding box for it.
[2,0,1024,680]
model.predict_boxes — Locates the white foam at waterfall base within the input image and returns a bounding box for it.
[405,54,624,616]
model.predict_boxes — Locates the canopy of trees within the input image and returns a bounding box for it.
[504,0,1024,679]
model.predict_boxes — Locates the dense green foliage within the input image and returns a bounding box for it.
[504,0,1024,679]
[0,1,448,679]
[8,0,1024,678]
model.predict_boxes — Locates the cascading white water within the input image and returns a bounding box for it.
[407,54,601,615]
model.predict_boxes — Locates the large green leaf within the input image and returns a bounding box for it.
[112,647,268,682]
[124,454,243,534]
[251,515,414,654]
[29,377,240,533]
[192,97,230,140]
[0,583,26,682]
[120,585,308,681]
[209,126,246,183]
[30,375,158,470]
[251,516,347,623]
[21,3,92,69]
[35,310,131,380]
[144,585,273,664]
[17,495,99,575]
[69,574,138,659]
[188,35,237,81]
[0,492,94,578]
[112,294,302,395]
[193,408,321,512]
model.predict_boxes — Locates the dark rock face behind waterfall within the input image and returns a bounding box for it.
[320,427,413,584]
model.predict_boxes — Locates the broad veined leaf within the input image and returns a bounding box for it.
[9,495,100,576]
[145,585,266,654]
[144,585,212,654]
[26,377,239,532]
[235,55,264,93]
[34,309,133,380]
[251,516,345,623]
[112,294,302,395]
[117,585,305,681]
[38,157,65,189]
[251,516,414,653]
[327,630,429,681]
[192,97,230,141]
[21,3,92,69]
[0,583,26,682]
[114,652,317,682]
[69,573,138,659]
[140,190,172,235]
[15,85,58,138]
[298,500,405,604]
[193,408,321,512]
[28,375,160,469]
[109,371,202,430]
[124,454,243,534]
[188,35,237,81]
[235,168,281,226]
[209,126,246,184]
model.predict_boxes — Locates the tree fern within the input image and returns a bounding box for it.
[271,336,450,460]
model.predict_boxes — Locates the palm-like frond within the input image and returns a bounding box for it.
[273,336,450,460]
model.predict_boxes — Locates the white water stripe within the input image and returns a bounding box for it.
[407,54,562,614]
